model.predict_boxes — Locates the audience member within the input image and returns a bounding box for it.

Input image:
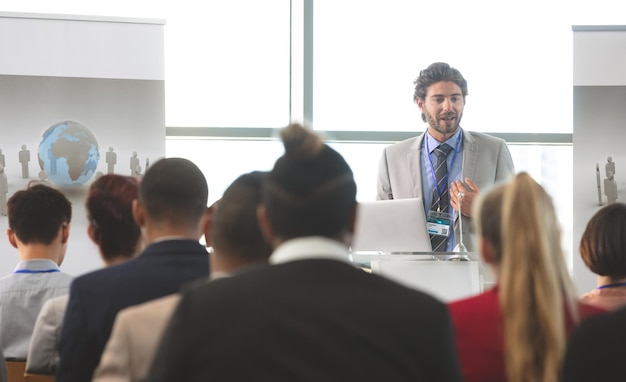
[579,202,626,310]
[93,171,273,382]
[56,158,211,382]
[26,174,141,375]
[147,124,462,382]
[448,172,606,382]
[562,302,626,381]
[0,184,73,360]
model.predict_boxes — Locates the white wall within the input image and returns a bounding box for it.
[0,13,165,277]
[573,26,626,294]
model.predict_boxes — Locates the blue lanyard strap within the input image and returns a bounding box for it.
[14,269,60,274]
[425,132,463,199]
[597,281,626,290]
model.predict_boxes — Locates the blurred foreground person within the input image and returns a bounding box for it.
[448,173,605,382]
[147,124,462,382]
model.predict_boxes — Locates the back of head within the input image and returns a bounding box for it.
[138,157,208,229]
[473,183,506,260]
[580,203,626,279]
[212,171,273,262]
[413,62,468,102]
[8,184,72,245]
[264,123,357,240]
[86,174,140,261]
[498,172,577,382]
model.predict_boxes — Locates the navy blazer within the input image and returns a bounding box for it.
[56,239,210,382]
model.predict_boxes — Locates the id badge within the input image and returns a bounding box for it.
[427,210,452,237]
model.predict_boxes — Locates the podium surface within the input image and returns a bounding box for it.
[350,252,494,302]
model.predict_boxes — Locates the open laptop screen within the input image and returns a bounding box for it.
[351,198,432,252]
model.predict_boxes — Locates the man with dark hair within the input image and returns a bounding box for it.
[148,124,462,382]
[377,62,515,252]
[0,184,73,360]
[57,158,211,382]
[209,171,273,270]
[93,171,272,382]
[135,157,209,229]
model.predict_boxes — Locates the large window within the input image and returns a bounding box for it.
[3,0,623,272]
[312,0,572,133]
[164,1,290,128]
[6,0,622,132]
[313,0,623,134]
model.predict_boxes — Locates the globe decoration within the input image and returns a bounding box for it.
[38,121,100,187]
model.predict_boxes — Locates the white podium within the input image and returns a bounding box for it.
[350,252,495,302]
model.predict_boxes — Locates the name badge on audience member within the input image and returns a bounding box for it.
[427,211,452,237]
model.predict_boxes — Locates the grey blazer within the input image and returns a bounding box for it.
[26,295,69,374]
[376,129,515,251]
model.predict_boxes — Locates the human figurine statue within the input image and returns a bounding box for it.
[38,171,49,182]
[0,164,7,216]
[28,171,50,187]
[0,148,5,168]
[145,158,150,173]
[133,164,142,178]
[106,147,117,174]
[130,151,140,176]
[19,144,30,178]
[605,170,618,204]
[606,156,616,178]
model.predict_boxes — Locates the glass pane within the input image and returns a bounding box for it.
[313,0,621,134]
[166,138,284,205]
[508,145,574,272]
[164,0,291,128]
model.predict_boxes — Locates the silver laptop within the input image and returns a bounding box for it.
[351,198,432,252]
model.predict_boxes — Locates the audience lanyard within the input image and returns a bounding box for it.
[14,269,60,274]
[597,281,626,290]
[426,133,462,203]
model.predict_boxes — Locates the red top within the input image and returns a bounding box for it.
[448,286,607,382]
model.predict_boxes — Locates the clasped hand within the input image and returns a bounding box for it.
[450,178,479,217]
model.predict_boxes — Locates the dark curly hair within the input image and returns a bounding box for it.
[413,62,468,103]
[8,184,72,244]
[264,123,356,240]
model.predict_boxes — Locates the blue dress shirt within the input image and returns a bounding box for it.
[421,129,464,251]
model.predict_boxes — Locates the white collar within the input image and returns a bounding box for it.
[270,236,351,265]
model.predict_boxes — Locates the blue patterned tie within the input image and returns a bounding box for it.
[430,143,453,252]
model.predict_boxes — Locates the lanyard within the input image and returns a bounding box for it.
[597,281,626,290]
[14,269,60,274]
[426,132,462,203]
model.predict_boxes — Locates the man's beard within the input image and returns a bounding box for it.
[424,110,462,138]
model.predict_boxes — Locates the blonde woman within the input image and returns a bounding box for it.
[448,172,606,382]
